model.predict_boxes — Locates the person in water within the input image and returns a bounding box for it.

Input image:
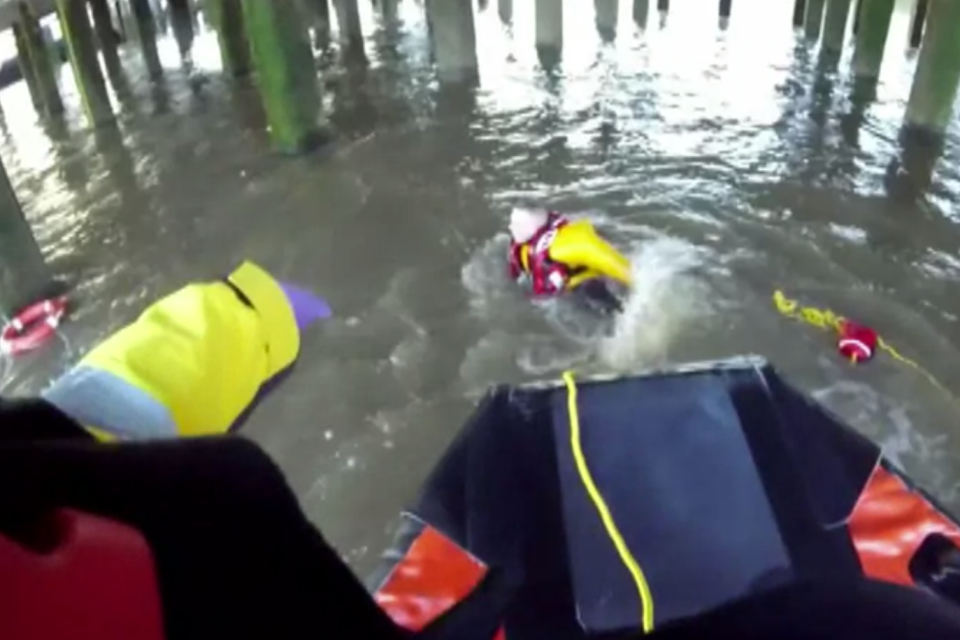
[507,207,632,311]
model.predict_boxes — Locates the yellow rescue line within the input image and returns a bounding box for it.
[772,289,957,409]
[562,370,655,633]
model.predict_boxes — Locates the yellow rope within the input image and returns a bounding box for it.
[772,290,958,408]
[562,370,655,633]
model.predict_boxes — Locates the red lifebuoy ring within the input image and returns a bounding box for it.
[0,296,68,356]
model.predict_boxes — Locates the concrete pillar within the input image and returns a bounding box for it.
[821,0,851,52]
[89,0,123,78]
[12,23,43,110]
[212,0,251,77]
[17,3,64,118]
[634,0,649,27]
[908,0,928,49]
[904,0,960,135]
[793,0,807,26]
[497,0,511,24]
[595,0,617,40]
[804,0,825,40]
[333,0,364,55]
[241,0,323,153]
[719,0,731,18]
[425,0,476,82]
[0,158,51,318]
[535,0,561,49]
[56,0,113,127]
[852,0,894,78]
[129,0,163,77]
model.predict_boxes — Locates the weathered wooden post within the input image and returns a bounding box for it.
[821,0,852,53]
[56,0,114,126]
[425,0,477,81]
[904,0,960,135]
[852,0,895,78]
[657,0,668,11]
[0,158,52,318]
[719,0,731,19]
[169,0,196,60]
[793,0,807,26]
[12,23,43,111]
[908,0,929,49]
[129,0,163,77]
[333,0,364,57]
[206,0,251,77]
[535,0,561,50]
[498,0,511,24]
[804,0,825,41]
[242,0,323,153]
[88,0,123,78]
[595,0,618,40]
[17,2,64,118]
[634,0,649,27]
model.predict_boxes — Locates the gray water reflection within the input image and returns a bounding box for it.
[2,0,960,572]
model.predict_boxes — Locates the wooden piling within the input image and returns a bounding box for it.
[17,3,64,118]
[129,0,163,77]
[242,0,323,153]
[169,0,196,59]
[595,0,618,39]
[88,0,123,79]
[793,0,806,26]
[56,0,114,126]
[904,0,960,135]
[0,157,52,317]
[208,0,251,77]
[852,0,895,78]
[657,0,668,11]
[425,0,477,80]
[535,0,562,49]
[634,0,649,27]
[719,0,731,19]
[821,0,852,52]
[497,0,511,24]
[804,0,825,41]
[333,0,364,56]
[908,0,929,49]
[12,23,43,110]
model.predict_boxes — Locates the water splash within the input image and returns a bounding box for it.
[598,237,709,372]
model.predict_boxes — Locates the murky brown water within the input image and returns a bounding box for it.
[2,0,960,572]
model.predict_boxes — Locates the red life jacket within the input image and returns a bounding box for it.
[511,212,571,296]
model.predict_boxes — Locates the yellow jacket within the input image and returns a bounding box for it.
[43,261,300,440]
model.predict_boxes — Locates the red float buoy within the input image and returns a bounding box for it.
[837,319,878,364]
[0,296,68,356]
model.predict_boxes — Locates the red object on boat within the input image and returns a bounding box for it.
[0,296,67,356]
[0,508,165,640]
[837,319,878,364]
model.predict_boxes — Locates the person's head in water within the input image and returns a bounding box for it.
[509,207,550,245]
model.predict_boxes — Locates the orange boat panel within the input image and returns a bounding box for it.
[848,465,960,586]
[375,523,506,638]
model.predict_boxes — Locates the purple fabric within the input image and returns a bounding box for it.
[279,282,332,333]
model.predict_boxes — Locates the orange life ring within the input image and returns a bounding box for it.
[0,296,67,356]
